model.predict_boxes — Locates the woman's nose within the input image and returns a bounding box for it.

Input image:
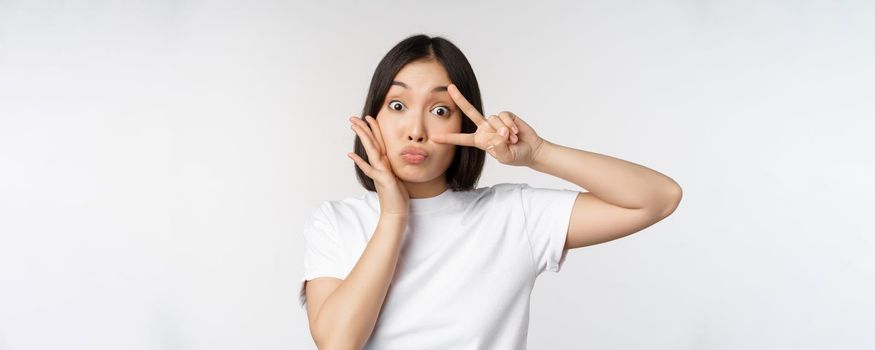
[406,114,426,142]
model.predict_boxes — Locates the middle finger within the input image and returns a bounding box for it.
[448,84,486,126]
[350,116,382,153]
[351,121,382,165]
[364,115,387,153]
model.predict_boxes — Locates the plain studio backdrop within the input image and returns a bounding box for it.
[1,0,873,349]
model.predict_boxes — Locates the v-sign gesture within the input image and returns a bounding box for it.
[432,84,546,167]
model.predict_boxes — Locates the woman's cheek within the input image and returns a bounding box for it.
[439,145,456,164]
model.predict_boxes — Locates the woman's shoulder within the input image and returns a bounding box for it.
[306,191,378,224]
[457,182,528,205]
[466,182,575,205]
[480,182,525,191]
[470,182,527,196]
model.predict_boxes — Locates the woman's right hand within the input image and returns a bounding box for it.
[348,115,410,218]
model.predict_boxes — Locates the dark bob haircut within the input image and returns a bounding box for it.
[353,34,486,192]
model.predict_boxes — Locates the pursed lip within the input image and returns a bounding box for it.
[400,146,428,157]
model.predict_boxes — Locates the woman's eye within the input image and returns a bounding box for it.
[432,106,450,117]
[388,100,405,111]
[388,100,450,117]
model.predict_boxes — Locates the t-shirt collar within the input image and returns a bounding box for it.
[408,187,455,214]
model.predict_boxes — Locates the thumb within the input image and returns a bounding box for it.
[486,135,512,162]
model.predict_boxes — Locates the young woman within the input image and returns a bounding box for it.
[300,34,682,349]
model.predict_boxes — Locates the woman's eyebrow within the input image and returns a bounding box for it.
[391,80,448,93]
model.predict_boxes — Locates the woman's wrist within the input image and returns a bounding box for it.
[379,212,408,223]
[527,137,552,170]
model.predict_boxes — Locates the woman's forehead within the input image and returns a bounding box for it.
[392,61,451,92]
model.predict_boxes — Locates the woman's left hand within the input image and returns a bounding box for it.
[432,83,545,167]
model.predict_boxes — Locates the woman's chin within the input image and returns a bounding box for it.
[392,164,435,182]
[395,170,430,182]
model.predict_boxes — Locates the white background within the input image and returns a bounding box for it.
[1,0,873,349]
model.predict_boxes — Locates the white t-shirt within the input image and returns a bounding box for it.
[298,182,579,349]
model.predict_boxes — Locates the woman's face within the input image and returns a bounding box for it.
[375,59,462,184]
[377,60,462,183]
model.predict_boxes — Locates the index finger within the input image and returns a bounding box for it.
[448,83,485,125]
[432,132,475,147]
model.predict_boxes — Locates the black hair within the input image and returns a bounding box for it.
[353,34,485,192]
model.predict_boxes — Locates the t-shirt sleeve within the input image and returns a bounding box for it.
[518,183,580,275]
[298,202,347,310]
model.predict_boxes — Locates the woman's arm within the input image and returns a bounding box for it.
[530,139,681,213]
[307,214,407,349]
[433,85,682,249]
[528,139,682,248]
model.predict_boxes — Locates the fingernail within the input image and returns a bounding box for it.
[512,126,518,134]
[500,128,508,136]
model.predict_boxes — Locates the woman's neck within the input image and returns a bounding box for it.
[403,178,448,199]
